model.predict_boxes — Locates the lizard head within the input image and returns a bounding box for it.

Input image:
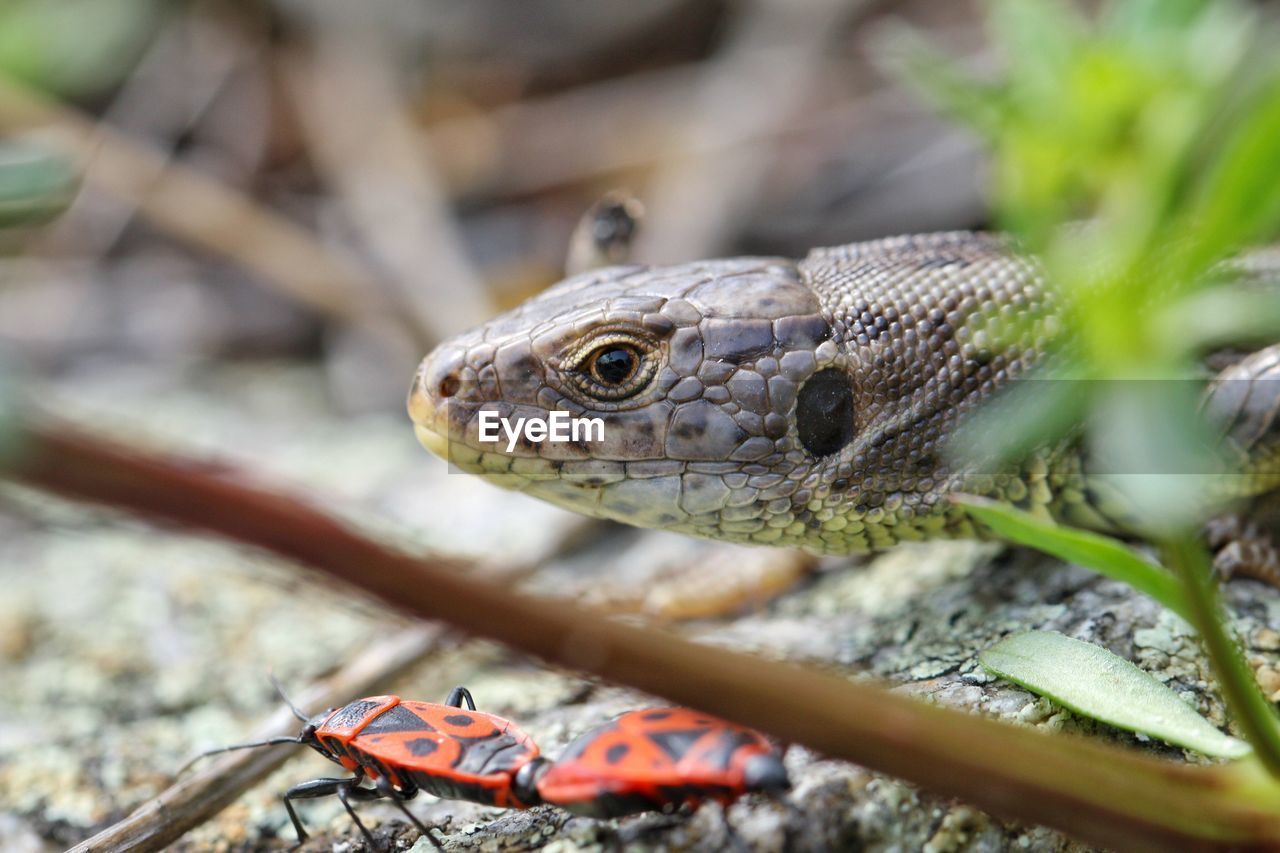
[409,258,850,545]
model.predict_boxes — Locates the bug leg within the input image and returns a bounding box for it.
[372,775,443,850]
[334,782,385,851]
[282,794,309,846]
[716,803,751,853]
[283,776,377,849]
[444,685,477,710]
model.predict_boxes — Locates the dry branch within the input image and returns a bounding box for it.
[0,75,384,330]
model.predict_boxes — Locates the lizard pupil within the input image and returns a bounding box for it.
[796,369,854,457]
[592,347,637,385]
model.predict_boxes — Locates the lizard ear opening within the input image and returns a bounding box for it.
[796,369,854,457]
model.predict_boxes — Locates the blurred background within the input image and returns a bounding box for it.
[0,0,995,410]
[9,1,1277,850]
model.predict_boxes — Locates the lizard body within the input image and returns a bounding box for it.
[409,232,1280,556]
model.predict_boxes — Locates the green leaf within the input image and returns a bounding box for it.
[1190,79,1280,256]
[1085,378,1228,535]
[1156,286,1280,351]
[954,495,1191,620]
[948,367,1088,471]
[989,0,1083,99]
[0,139,78,228]
[981,631,1251,758]
[0,0,162,97]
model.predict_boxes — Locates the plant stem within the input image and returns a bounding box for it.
[1163,535,1280,777]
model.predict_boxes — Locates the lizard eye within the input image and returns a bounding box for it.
[590,346,638,386]
[566,331,657,401]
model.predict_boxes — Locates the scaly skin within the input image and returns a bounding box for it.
[408,232,1280,555]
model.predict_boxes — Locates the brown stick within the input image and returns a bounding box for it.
[69,627,440,853]
[7,417,1280,852]
[0,75,382,329]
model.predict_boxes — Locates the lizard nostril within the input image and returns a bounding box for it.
[418,345,469,404]
[437,372,461,399]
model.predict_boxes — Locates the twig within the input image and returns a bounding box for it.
[279,13,494,342]
[633,0,859,263]
[68,626,440,853]
[0,74,386,330]
[65,520,588,851]
[38,11,250,259]
[7,416,1280,851]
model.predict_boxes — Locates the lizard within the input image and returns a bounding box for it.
[407,231,1280,577]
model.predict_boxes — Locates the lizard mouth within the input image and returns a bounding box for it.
[408,357,537,485]
[412,423,451,458]
[408,404,484,477]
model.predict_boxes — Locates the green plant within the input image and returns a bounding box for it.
[894,0,1280,775]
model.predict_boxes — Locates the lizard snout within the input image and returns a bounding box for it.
[420,345,466,401]
[408,345,471,457]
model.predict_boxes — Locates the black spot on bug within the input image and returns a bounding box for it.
[699,729,760,771]
[642,710,673,721]
[796,369,855,458]
[406,737,440,757]
[558,721,621,761]
[445,714,475,727]
[362,705,435,734]
[454,733,538,775]
[606,743,630,765]
[649,728,711,761]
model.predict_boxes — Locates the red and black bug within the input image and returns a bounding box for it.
[183,684,546,850]
[531,707,790,818]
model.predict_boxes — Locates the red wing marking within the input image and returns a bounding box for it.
[401,701,507,739]
[353,701,541,784]
[537,708,777,808]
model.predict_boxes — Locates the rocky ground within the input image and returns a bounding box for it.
[1,360,1276,852]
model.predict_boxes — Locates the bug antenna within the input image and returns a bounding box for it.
[175,735,302,777]
[269,672,310,722]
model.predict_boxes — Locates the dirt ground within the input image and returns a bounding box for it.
[2,360,1277,852]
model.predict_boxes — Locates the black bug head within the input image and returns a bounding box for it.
[512,756,551,806]
[742,753,791,795]
[301,710,334,742]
